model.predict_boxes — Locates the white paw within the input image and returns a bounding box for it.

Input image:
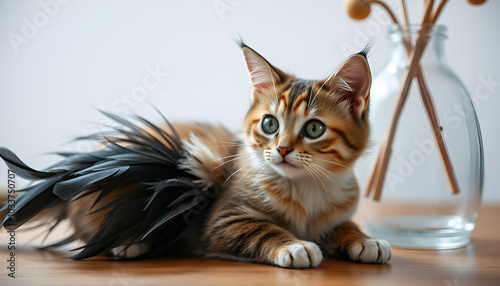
[111,243,150,259]
[348,239,392,264]
[274,241,323,268]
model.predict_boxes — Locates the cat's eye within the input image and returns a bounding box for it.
[304,120,326,139]
[262,116,279,134]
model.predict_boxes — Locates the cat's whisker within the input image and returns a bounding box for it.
[304,163,328,193]
[213,152,253,162]
[311,75,334,110]
[214,140,251,147]
[249,159,268,176]
[310,162,338,186]
[211,153,253,171]
[304,162,335,202]
[237,160,267,185]
[210,143,243,148]
[302,163,321,193]
[211,144,250,149]
[223,160,256,186]
[307,162,338,191]
[313,157,349,169]
[305,162,329,194]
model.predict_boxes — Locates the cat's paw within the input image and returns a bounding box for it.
[111,243,150,259]
[273,241,323,269]
[347,238,392,264]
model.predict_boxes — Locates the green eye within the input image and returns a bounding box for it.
[304,120,326,139]
[262,116,279,134]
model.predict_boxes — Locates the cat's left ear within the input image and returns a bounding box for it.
[242,45,287,103]
[325,53,372,118]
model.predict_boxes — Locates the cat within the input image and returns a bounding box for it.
[0,43,391,268]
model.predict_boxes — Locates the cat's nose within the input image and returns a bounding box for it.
[277,146,294,158]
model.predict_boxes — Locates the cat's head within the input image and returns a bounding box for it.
[241,44,371,179]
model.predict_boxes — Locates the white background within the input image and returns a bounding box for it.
[0,0,499,201]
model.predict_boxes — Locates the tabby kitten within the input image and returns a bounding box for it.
[4,44,392,268]
[190,44,391,267]
[111,44,390,267]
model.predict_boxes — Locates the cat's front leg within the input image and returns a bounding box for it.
[203,216,323,268]
[327,221,392,264]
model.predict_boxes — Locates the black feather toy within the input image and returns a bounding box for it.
[0,109,216,259]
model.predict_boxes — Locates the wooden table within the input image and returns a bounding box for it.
[1,204,499,286]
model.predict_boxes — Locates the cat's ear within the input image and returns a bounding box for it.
[324,53,371,118]
[242,45,286,102]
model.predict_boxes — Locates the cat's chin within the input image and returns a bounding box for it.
[270,162,309,179]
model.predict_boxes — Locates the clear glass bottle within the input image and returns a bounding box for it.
[355,24,484,249]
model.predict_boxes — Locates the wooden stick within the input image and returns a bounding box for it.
[431,0,448,24]
[401,0,410,28]
[424,0,432,21]
[364,135,390,197]
[369,0,400,23]
[402,1,458,195]
[416,0,458,194]
[364,1,423,199]
[400,0,412,52]
[369,32,431,200]
[415,67,460,194]
[365,0,458,200]
[423,0,435,23]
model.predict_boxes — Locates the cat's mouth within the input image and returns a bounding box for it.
[276,160,298,169]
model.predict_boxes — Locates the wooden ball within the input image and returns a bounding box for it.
[466,0,487,4]
[344,0,371,20]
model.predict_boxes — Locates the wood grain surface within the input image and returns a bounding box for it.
[1,204,499,286]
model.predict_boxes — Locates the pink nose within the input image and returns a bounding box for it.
[277,146,294,158]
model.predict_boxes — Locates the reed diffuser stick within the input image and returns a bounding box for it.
[345,0,459,200]
[345,0,485,200]
[369,0,459,200]
[368,28,432,200]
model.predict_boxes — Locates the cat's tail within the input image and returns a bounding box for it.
[0,111,218,259]
[179,130,235,190]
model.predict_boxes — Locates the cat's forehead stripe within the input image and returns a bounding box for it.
[286,80,310,111]
[274,80,313,118]
[275,90,290,114]
[291,90,310,115]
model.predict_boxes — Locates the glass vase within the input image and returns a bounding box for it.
[355,24,484,249]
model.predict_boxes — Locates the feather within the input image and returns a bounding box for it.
[0,109,217,259]
[53,167,129,200]
[0,147,64,180]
